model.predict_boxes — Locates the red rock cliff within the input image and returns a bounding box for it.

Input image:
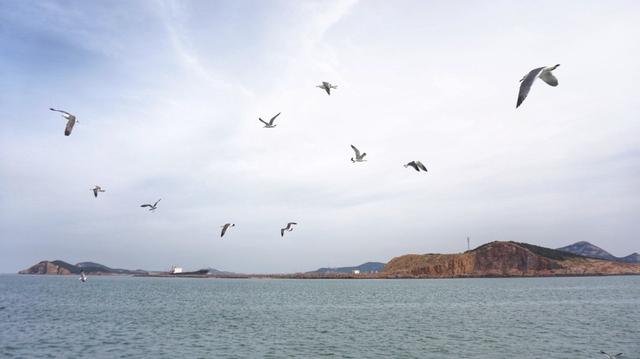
[383,241,640,278]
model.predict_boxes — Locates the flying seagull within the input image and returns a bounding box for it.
[50,108,78,136]
[316,81,337,95]
[281,222,297,237]
[516,64,560,108]
[350,145,367,163]
[600,351,623,359]
[220,223,235,238]
[259,112,281,128]
[79,271,87,283]
[91,185,105,198]
[404,161,428,172]
[140,199,161,211]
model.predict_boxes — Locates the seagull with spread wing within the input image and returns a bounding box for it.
[350,145,367,163]
[281,222,297,237]
[140,199,161,211]
[220,223,235,238]
[316,82,337,95]
[49,108,78,136]
[91,186,105,198]
[259,112,281,128]
[600,351,623,359]
[516,64,560,108]
[404,161,428,172]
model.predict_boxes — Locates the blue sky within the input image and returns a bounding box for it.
[1,0,639,273]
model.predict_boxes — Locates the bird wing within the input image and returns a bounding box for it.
[50,108,71,116]
[614,354,623,358]
[288,222,298,227]
[539,70,558,86]
[269,112,281,125]
[221,224,228,237]
[141,204,152,208]
[281,228,285,237]
[153,199,162,206]
[93,189,98,197]
[351,145,361,158]
[258,118,269,125]
[406,162,419,171]
[64,118,76,136]
[516,67,544,108]
[416,161,428,172]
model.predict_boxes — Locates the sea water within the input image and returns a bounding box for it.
[0,275,638,358]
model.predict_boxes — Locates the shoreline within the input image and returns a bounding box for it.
[133,272,640,280]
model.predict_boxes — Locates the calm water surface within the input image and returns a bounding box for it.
[0,275,638,358]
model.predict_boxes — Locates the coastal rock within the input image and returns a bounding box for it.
[19,260,78,275]
[18,260,147,275]
[383,241,640,278]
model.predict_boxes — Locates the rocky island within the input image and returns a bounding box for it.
[382,241,640,278]
[18,241,640,279]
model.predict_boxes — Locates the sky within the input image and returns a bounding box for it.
[1,0,639,274]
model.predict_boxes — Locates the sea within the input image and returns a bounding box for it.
[0,275,638,358]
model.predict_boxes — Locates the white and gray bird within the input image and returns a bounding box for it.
[91,186,105,198]
[50,108,78,136]
[350,145,367,163]
[600,351,623,359]
[79,271,87,283]
[140,199,161,211]
[281,222,297,237]
[404,161,428,172]
[316,81,337,95]
[516,64,560,108]
[259,112,281,128]
[220,223,235,238]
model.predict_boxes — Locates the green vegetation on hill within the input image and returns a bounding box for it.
[510,242,585,261]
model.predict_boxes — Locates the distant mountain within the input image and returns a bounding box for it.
[76,262,147,275]
[556,241,616,260]
[383,241,640,278]
[203,268,235,275]
[19,260,147,275]
[310,262,385,274]
[621,253,640,263]
[557,241,639,263]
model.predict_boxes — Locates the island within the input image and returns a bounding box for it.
[18,241,640,279]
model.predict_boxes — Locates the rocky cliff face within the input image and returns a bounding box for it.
[18,260,147,275]
[19,260,78,275]
[383,241,640,278]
